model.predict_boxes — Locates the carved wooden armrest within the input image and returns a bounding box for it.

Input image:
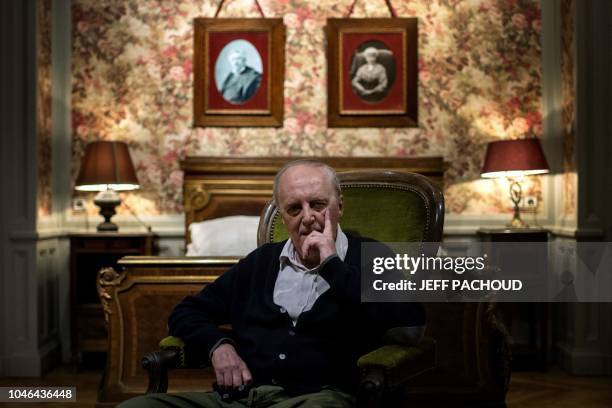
[142,337,185,394]
[141,349,180,394]
[142,328,233,395]
[356,338,436,408]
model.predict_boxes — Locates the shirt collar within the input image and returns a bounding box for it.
[279,225,348,272]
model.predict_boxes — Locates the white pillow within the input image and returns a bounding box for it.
[186,215,260,256]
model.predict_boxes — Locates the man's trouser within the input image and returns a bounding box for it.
[117,385,355,408]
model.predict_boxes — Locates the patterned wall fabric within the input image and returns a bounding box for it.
[38,0,53,217]
[71,0,543,216]
[561,0,576,217]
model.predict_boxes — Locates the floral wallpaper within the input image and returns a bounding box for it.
[71,0,543,216]
[561,0,576,218]
[38,0,53,218]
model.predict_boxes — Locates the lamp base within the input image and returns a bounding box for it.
[94,190,121,232]
[508,179,529,229]
[507,213,529,229]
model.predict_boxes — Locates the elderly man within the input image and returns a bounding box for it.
[120,160,425,408]
[220,49,261,104]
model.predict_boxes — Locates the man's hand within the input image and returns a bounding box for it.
[301,209,337,266]
[211,343,252,389]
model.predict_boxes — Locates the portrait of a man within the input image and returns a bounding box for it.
[215,40,263,105]
[349,40,395,103]
[195,19,284,126]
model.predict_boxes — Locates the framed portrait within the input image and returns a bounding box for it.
[326,18,418,127]
[194,18,285,127]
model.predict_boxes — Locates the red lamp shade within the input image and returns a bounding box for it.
[481,138,550,178]
[75,141,139,191]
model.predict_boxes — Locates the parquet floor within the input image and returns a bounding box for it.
[506,369,612,408]
[0,366,610,407]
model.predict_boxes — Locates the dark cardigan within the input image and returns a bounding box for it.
[169,234,425,395]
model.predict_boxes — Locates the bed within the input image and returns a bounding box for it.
[95,156,508,407]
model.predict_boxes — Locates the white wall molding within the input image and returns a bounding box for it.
[0,0,69,376]
[62,213,185,236]
[0,0,49,377]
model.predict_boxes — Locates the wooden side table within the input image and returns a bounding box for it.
[477,228,549,243]
[477,228,549,371]
[69,232,157,366]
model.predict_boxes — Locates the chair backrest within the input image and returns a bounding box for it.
[257,170,444,249]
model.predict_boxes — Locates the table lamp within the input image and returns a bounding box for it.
[481,138,549,228]
[75,141,140,231]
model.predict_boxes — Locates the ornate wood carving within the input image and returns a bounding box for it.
[142,349,180,394]
[97,258,233,406]
[97,267,126,324]
[358,368,385,408]
[184,184,211,212]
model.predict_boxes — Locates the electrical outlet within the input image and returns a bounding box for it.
[524,195,538,208]
[519,195,538,213]
[73,198,86,212]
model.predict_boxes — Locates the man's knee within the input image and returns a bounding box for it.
[296,389,355,408]
[117,394,169,408]
[117,392,222,408]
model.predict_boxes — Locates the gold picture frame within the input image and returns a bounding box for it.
[193,18,285,127]
[327,18,418,127]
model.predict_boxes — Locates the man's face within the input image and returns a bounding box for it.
[276,165,343,262]
[229,53,246,74]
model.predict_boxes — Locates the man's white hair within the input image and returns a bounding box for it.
[228,48,246,60]
[273,159,342,206]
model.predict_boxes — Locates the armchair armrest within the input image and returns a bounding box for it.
[142,327,232,394]
[143,335,436,404]
[141,336,186,394]
[356,338,436,407]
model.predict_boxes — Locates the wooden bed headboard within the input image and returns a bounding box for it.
[180,156,445,243]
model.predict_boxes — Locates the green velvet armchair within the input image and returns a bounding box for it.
[142,170,444,407]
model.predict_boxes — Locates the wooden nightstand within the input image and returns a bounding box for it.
[69,232,157,366]
[477,228,549,371]
[477,228,549,243]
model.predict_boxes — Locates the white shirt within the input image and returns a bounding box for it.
[273,225,349,326]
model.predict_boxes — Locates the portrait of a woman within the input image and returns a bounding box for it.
[349,41,395,103]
